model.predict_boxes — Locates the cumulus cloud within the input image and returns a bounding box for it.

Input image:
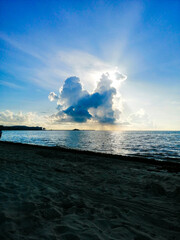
[0,110,49,127]
[48,92,59,101]
[48,72,155,129]
[59,76,88,106]
[49,73,123,124]
[0,110,36,125]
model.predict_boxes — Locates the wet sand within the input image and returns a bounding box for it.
[0,141,179,240]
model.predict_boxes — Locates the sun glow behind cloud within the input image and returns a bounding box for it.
[1,0,179,130]
[33,49,129,92]
[0,41,154,130]
[0,33,157,130]
[47,62,128,124]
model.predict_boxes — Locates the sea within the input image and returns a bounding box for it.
[1,130,180,162]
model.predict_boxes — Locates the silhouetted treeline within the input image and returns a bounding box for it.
[0,125,45,131]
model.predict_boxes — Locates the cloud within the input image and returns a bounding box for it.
[48,92,59,101]
[115,71,127,81]
[128,108,154,128]
[49,73,121,124]
[64,106,92,123]
[42,50,125,91]
[0,110,48,127]
[0,110,36,125]
[60,76,88,106]
[128,108,148,123]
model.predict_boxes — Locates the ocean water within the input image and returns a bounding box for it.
[1,130,180,162]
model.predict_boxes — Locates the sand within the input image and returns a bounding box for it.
[0,141,179,240]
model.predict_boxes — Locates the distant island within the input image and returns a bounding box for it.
[0,125,45,131]
[72,129,80,131]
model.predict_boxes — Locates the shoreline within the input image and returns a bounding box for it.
[1,140,180,172]
[0,140,179,239]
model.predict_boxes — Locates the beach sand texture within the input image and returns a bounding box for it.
[0,141,179,240]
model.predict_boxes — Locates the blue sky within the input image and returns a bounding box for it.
[0,0,180,130]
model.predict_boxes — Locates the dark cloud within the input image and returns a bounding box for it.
[49,74,119,124]
[64,106,92,123]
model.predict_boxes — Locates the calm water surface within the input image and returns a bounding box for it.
[1,130,180,162]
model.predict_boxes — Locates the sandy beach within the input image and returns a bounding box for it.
[0,141,179,240]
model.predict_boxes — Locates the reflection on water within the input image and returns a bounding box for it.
[1,130,180,162]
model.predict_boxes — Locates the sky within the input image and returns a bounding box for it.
[0,0,180,130]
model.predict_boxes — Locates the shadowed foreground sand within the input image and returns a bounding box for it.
[0,141,179,240]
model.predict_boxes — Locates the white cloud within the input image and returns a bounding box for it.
[128,108,154,129]
[115,71,127,81]
[48,73,126,124]
[48,92,59,101]
[0,110,47,127]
